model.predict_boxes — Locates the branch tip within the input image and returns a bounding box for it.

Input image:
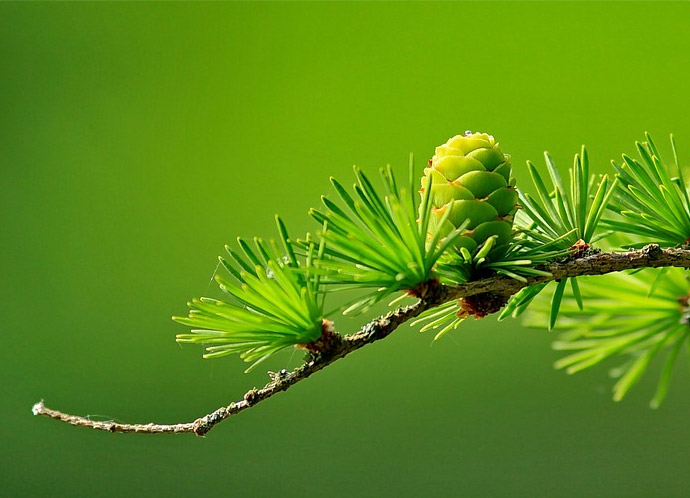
[32,401,44,416]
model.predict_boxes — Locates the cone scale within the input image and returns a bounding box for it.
[421,131,517,261]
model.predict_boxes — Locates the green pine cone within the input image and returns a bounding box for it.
[421,131,517,261]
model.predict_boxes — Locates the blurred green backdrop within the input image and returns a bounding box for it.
[3,2,690,497]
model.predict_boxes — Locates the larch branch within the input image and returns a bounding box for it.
[32,244,690,436]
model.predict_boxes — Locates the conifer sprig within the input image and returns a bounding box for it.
[309,160,464,314]
[500,147,615,327]
[174,217,327,371]
[520,147,614,247]
[603,134,690,248]
[523,268,690,407]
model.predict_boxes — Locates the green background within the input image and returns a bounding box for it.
[3,2,690,497]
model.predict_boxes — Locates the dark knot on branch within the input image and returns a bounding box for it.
[641,243,662,258]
